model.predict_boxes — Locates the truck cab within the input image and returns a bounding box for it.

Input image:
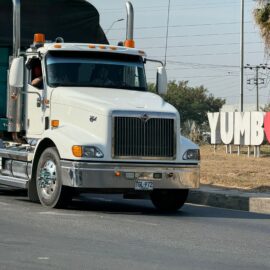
[0,1,200,212]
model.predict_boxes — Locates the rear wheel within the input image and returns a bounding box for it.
[150,189,189,212]
[36,147,72,208]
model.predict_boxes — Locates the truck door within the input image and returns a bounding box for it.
[26,59,45,136]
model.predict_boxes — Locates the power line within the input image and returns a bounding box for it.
[142,41,262,50]
[102,1,254,13]
[161,75,240,79]
[149,51,263,58]
[103,0,255,9]
[105,21,253,31]
[244,64,270,110]
[102,1,251,11]
[167,60,239,68]
[109,31,258,41]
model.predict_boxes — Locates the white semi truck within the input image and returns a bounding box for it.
[0,0,200,211]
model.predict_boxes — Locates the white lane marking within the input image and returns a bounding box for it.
[39,211,84,217]
[38,257,50,260]
[39,211,108,219]
[39,211,158,226]
[0,202,9,206]
[121,218,158,227]
[92,197,113,202]
[187,203,206,207]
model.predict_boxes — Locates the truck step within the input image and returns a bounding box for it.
[0,175,28,189]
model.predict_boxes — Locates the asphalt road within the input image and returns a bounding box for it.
[0,187,270,270]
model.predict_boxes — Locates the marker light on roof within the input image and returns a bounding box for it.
[124,39,135,48]
[34,33,45,44]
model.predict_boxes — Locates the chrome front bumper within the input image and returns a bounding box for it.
[61,161,200,190]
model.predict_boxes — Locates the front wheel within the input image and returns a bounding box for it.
[150,189,189,212]
[36,147,72,208]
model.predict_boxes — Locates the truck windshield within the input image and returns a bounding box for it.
[46,51,147,91]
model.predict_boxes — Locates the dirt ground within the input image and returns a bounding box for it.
[200,145,270,192]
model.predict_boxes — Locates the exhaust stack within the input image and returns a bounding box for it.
[7,0,23,135]
[12,0,21,57]
[124,1,135,48]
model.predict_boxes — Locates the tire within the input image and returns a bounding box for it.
[150,189,189,212]
[36,147,72,208]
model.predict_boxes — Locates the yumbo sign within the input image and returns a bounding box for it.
[208,112,270,146]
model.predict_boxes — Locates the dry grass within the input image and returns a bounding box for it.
[200,145,270,192]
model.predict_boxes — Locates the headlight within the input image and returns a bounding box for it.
[183,149,200,160]
[72,146,104,158]
[83,146,104,158]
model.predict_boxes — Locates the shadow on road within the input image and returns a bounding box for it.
[68,194,270,220]
[0,188,27,197]
[1,187,269,220]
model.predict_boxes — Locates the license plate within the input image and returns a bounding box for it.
[135,181,154,191]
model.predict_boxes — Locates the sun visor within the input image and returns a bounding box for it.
[0,0,108,48]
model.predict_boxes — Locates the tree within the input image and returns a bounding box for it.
[147,80,225,140]
[254,0,270,51]
[162,81,225,125]
[148,82,156,93]
[262,103,270,111]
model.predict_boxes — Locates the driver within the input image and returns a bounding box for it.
[31,65,43,89]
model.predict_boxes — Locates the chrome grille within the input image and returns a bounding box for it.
[113,114,175,159]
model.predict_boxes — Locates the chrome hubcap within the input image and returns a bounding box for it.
[38,160,57,199]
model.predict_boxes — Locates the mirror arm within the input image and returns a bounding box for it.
[11,89,43,107]
[144,58,164,66]
[21,91,42,100]
[21,91,42,107]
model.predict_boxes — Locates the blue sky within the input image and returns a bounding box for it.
[90,0,268,109]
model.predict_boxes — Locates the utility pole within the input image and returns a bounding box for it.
[240,0,244,112]
[245,64,269,111]
[256,67,259,111]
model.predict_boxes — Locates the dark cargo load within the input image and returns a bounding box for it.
[0,0,108,123]
[0,47,10,120]
[0,0,108,48]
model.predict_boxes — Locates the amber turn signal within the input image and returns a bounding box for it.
[115,171,121,177]
[51,120,59,128]
[72,146,83,157]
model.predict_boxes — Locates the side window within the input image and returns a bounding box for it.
[29,59,43,89]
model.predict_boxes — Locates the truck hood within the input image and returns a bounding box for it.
[51,87,176,115]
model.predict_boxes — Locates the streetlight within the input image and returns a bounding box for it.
[164,0,171,66]
[106,18,125,35]
[240,0,244,112]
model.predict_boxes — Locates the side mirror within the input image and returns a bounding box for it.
[9,57,24,88]
[156,66,168,95]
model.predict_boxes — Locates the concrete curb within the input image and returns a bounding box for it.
[187,185,270,215]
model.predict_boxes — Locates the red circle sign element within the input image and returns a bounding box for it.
[264,112,270,143]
